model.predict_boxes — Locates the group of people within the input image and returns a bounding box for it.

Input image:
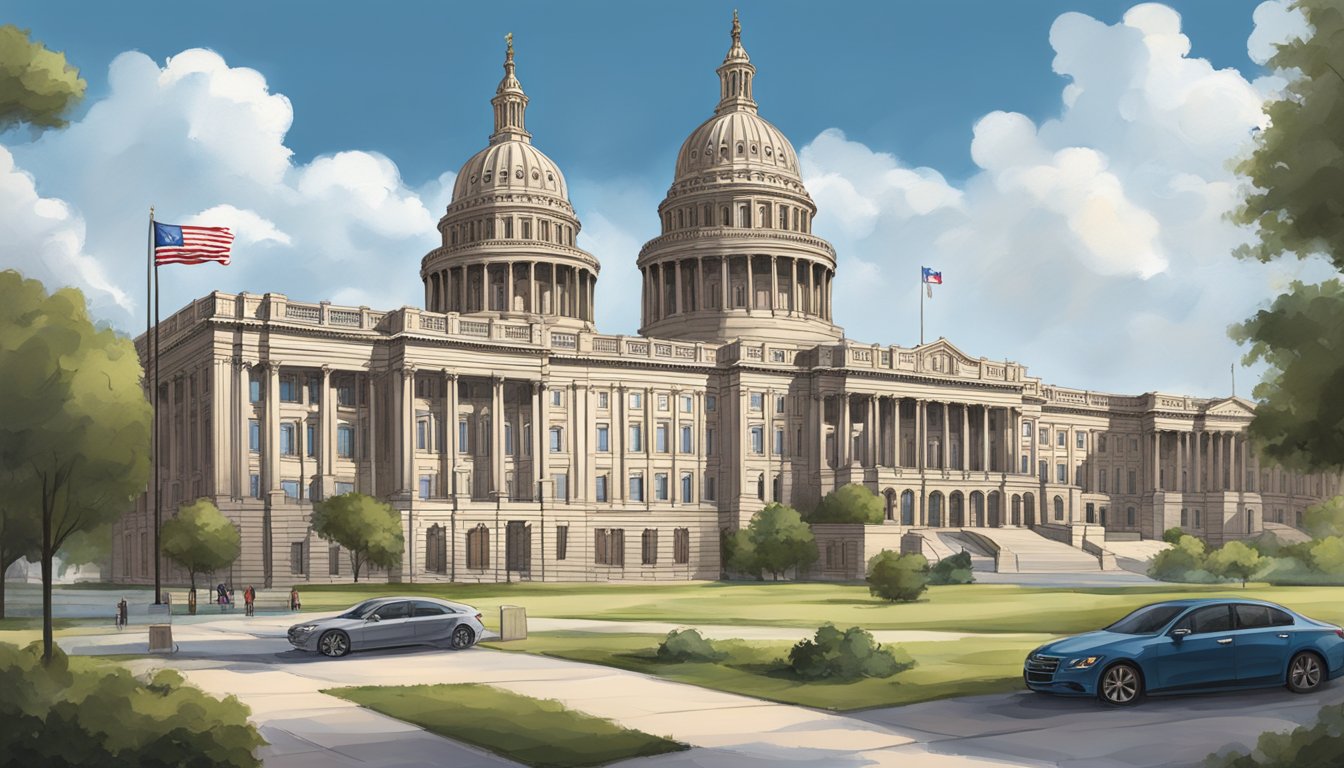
[115,586,302,627]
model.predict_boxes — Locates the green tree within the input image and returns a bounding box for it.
[57,524,111,578]
[0,271,152,663]
[0,490,40,619]
[1148,534,1207,582]
[0,25,86,130]
[1231,1,1344,473]
[1303,496,1344,539]
[928,550,975,585]
[1162,527,1186,545]
[866,550,929,602]
[161,499,241,591]
[737,503,817,581]
[310,492,403,582]
[1206,541,1267,588]
[809,484,883,524]
[722,528,760,579]
[1310,536,1344,575]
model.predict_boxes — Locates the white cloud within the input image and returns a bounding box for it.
[801,2,1336,396]
[2,48,447,323]
[1248,0,1310,65]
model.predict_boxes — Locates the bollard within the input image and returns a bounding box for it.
[148,624,174,653]
[499,605,528,641]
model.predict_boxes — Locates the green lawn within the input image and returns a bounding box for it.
[296,581,1344,635]
[326,683,687,768]
[482,630,1050,711]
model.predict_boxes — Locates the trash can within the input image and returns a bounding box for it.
[499,605,527,641]
[148,624,174,653]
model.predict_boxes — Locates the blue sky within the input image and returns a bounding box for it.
[0,0,1328,397]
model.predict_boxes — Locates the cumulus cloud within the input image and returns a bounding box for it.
[1248,0,1311,65]
[2,48,448,323]
[802,2,1335,396]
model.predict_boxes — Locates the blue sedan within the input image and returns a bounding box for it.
[1024,598,1344,705]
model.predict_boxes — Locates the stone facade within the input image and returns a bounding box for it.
[111,17,1341,588]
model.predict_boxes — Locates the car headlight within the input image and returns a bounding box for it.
[295,624,319,634]
[1067,656,1104,669]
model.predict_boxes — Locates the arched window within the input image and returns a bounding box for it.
[721,206,730,226]
[759,205,769,227]
[929,492,944,527]
[779,206,789,229]
[425,524,447,574]
[1053,496,1064,521]
[1127,506,1136,526]
[664,212,672,232]
[901,490,915,526]
[772,474,782,502]
[677,209,685,228]
[738,204,750,228]
[756,473,765,501]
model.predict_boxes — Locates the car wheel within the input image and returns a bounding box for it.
[319,630,350,658]
[1288,652,1325,693]
[450,625,476,650]
[1098,662,1143,706]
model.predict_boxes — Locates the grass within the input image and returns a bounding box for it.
[482,630,1049,711]
[326,683,687,768]
[295,581,1344,635]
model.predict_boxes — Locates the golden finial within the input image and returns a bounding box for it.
[505,32,514,60]
[731,10,741,44]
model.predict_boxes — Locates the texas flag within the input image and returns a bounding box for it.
[922,266,942,297]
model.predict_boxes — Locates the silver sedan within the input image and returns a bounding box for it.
[287,596,486,657]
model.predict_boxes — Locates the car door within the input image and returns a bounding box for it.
[363,601,413,648]
[1234,604,1293,683]
[410,601,458,643]
[1155,604,1238,690]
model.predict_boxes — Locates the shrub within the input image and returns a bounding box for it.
[729,504,817,581]
[788,624,915,681]
[1204,541,1267,588]
[0,641,264,767]
[1148,535,1209,582]
[656,629,724,663]
[1205,700,1344,767]
[866,550,929,601]
[1303,496,1344,540]
[1162,527,1187,545]
[809,484,884,525]
[929,551,975,585]
[1311,536,1344,575]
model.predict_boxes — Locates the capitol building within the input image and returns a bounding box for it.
[115,17,1340,587]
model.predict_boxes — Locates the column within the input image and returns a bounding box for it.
[745,255,755,314]
[770,255,779,313]
[1009,409,1020,475]
[839,393,851,466]
[570,382,584,501]
[531,382,544,497]
[1152,432,1161,491]
[233,360,248,498]
[1213,431,1221,491]
[814,394,827,469]
[720,257,729,310]
[1175,431,1184,493]
[941,402,950,470]
[367,372,377,498]
[320,366,334,495]
[893,398,903,468]
[959,404,970,472]
[616,385,627,501]
[444,372,458,497]
[491,376,505,495]
[264,361,281,496]
[656,263,666,319]
[1237,433,1247,491]
[404,367,418,494]
[675,260,684,315]
[981,405,990,473]
[917,400,926,470]
[481,264,490,312]
[528,262,537,314]
[550,264,558,316]
[696,256,705,312]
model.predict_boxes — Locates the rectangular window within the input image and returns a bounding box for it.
[337,425,354,458]
[1075,465,1085,487]
[595,474,608,502]
[629,474,644,501]
[1098,435,1107,453]
[750,392,764,411]
[419,475,431,500]
[706,428,715,456]
[596,424,610,451]
[680,472,692,502]
[556,526,568,560]
[629,424,643,452]
[1039,427,1048,445]
[306,424,317,457]
[1077,432,1086,449]
[705,474,717,501]
[504,422,514,455]
[336,379,354,406]
[656,423,668,453]
[417,420,428,451]
[1195,508,1203,528]
[774,428,785,455]
[290,542,306,574]
[597,391,609,409]
[281,480,300,499]
[1021,455,1030,474]
[553,473,568,501]
[1130,437,1138,452]
[280,376,299,403]
[674,528,690,564]
[1039,460,1048,482]
[1057,463,1067,483]
[1128,470,1137,494]
[249,420,260,453]
[335,481,354,495]
[595,528,626,566]
[550,389,563,407]
[642,529,658,565]
[655,473,668,501]
[629,392,643,409]
[458,420,469,452]
[1057,430,1066,447]
[250,474,261,498]
[249,376,261,403]
[751,426,764,455]
[1022,420,1033,438]
[657,394,669,411]
[308,376,321,405]
[280,424,296,455]
[706,394,717,412]
[775,395,785,414]
[680,425,692,453]
[1100,469,1108,491]
[329,545,340,575]
[680,395,693,413]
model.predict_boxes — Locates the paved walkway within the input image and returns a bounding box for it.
[527,617,1050,644]
[65,617,1036,768]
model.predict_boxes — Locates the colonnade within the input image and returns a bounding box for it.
[425,260,596,322]
[1152,430,1254,493]
[641,254,832,323]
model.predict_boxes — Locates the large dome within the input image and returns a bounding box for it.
[451,140,568,203]
[674,110,801,182]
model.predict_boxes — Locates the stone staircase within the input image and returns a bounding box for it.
[935,531,997,572]
[1104,539,1172,574]
[969,528,1104,573]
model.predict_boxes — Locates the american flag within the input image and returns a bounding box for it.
[153,222,234,266]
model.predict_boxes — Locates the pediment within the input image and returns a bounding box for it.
[1204,397,1256,418]
[920,339,979,374]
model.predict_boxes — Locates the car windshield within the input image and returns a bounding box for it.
[1104,604,1187,634]
[338,600,384,619]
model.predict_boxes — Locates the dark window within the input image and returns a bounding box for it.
[556,525,569,560]
[1105,604,1185,635]
[1235,604,1273,629]
[372,602,410,620]
[1177,605,1234,635]
[1268,607,1296,627]
[412,601,449,617]
[642,529,658,565]
[674,528,690,564]
[466,525,490,570]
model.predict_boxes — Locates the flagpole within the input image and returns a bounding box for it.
[151,208,162,606]
[919,269,925,346]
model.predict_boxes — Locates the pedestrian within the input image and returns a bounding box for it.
[228,586,236,612]
[217,582,229,612]
[188,587,198,615]
[244,585,255,617]
[289,586,301,611]
[115,597,128,630]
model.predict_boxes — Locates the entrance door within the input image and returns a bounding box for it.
[506,521,532,577]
